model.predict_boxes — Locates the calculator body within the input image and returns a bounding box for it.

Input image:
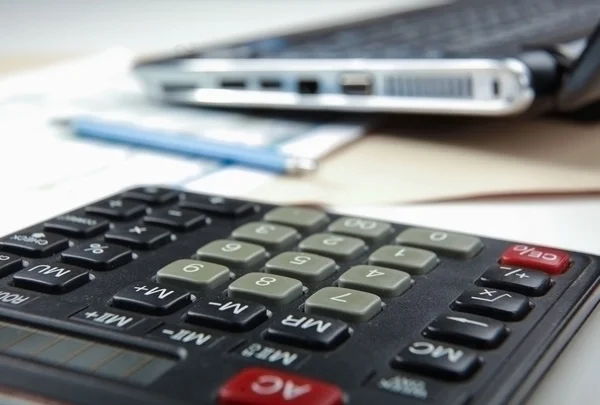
[0,187,597,405]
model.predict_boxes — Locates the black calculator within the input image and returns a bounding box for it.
[0,186,597,405]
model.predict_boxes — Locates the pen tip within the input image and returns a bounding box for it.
[286,157,319,175]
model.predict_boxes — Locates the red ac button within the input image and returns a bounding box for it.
[219,367,344,405]
[500,244,571,275]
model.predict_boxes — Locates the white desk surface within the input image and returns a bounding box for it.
[3,0,600,403]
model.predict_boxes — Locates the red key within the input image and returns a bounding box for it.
[500,244,571,275]
[219,367,344,405]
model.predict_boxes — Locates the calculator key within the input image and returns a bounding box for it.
[122,186,180,205]
[228,273,303,306]
[477,264,552,296]
[264,206,329,232]
[393,340,480,381]
[0,253,23,277]
[299,233,366,261]
[265,313,350,350]
[147,323,222,349]
[70,307,145,331]
[423,313,508,349]
[105,225,172,250]
[196,240,266,269]
[232,222,300,250]
[452,287,532,321]
[327,217,392,243]
[112,281,192,315]
[156,259,230,290]
[264,252,336,283]
[0,231,69,258]
[61,242,132,271]
[395,227,483,259]
[304,287,381,323]
[186,298,268,332]
[12,263,90,294]
[143,207,207,231]
[180,194,256,217]
[500,244,571,275]
[219,367,344,405]
[44,213,109,238]
[85,198,147,220]
[368,245,439,275]
[337,265,412,298]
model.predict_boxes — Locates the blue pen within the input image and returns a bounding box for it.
[70,117,318,175]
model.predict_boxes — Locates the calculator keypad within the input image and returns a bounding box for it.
[0,186,593,405]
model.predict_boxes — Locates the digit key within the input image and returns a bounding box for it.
[396,227,483,259]
[264,207,329,233]
[369,245,439,275]
[337,265,412,298]
[156,259,231,290]
[264,252,336,283]
[299,233,366,261]
[61,242,132,271]
[304,286,382,323]
[327,217,392,243]
[232,221,300,250]
[228,272,304,306]
[196,240,266,270]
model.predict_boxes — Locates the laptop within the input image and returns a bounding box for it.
[133,0,600,118]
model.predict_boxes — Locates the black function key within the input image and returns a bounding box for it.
[0,231,69,258]
[12,263,90,294]
[452,287,532,322]
[122,186,181,205]
[265,313,350,350]
[112,281,192,315]
[85,198,147,220]
[477,264,552,296]
[186,298,268,332]
[393,340,480,381]
[105,225,172,250]
[423,313,508,349]
[0,253,23,277]
[61,242,132,271]
[44,213,109,238]
[144,207,207,231]
[180,194,257,217]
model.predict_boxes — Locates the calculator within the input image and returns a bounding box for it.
[0,186,597,405]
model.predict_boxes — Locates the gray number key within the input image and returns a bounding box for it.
[369,245,439,275]
[265,252,336,283]
[264,207,329,232]
[232,222,300,250]
[228,272,303,306]
[304,286,381,323]
[328,217,392,243]
[156,259,230,290]
[196,240,266,269]
[338,265,412,298]
[299,233,366,261]
[396,227,483,259]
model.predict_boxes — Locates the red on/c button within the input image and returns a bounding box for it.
[219,367,344,405]
[500,244,571,275]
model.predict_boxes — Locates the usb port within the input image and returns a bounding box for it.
[220,79,246,89]
[340,73,373,95]
[260,79,282,90]
[298,79,319,94]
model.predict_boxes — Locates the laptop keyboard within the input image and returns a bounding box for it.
[199,0,600,59]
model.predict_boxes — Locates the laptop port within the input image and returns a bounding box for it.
[298,79,319,94]
[340,73,373,95]
[220,79,246,89]
[260,79,282,90]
